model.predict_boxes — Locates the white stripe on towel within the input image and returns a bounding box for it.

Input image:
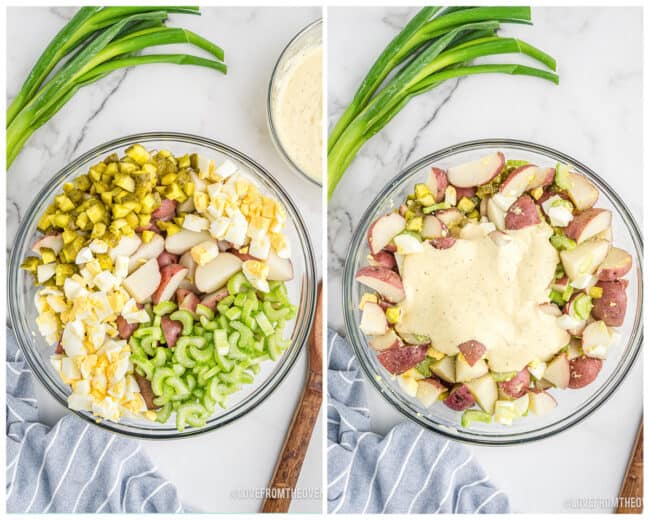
[361,428,395,514]
[330,431,372,514]
[454,475,489,513]
[434,453,474,513]
[380,429,424,513]
[6,422,39,501]
[25,421,63,512]
[141,481,172,512]
[42,423,90,512]
[475,489,504,513]
[407,440,450,513]
[72,436,116,512]
[95,446,142,512]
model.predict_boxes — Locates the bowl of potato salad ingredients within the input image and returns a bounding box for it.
[268,19,323,186]
[344,139,642,445]
[10,133,316,438]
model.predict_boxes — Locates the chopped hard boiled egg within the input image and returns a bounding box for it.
[191,240,220,266]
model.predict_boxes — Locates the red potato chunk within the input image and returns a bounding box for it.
[436,208,464,228]
[565,208,612,244]
[200,288,229,311]
[134,373,156,409]
[528,166,555,190]
[152,264,188,304]
[447,152,505,188]
[421,215,447,239]
[369,330,401,352]
[426,167,449,202]
[443,384,476,411]
[161,316,183,348]
[367,213,406,255]
[565,172,599,211]
[592,280,628,326]
[457,340,486,367]
[369,250,397,270]
[151,199,177,222]
[356,266,405,303]
[596,247,633,281]
[497,368,531,399]
[377,344,428,374]
[55,341,64,355]
[176,288,200,313]
[568,356,603,389]
[505,194,540,230]
[430,236,456,249]
[360,302,389,336]
[499,164,537,198]
[157,251,179,268]
[32,233,64,255]
[453,186,477,199]
[116,315,139,340]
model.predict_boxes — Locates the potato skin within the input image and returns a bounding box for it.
[453,186,477,199]
[457,340,486,367]
[377,344,428,375]
[443,384,476,411]
[430,236,456,249]
[597,248,633,281]
[430,167,449,202]
[151,198,177,222]
[116,315,139,340]
[134,373,157,409]
[568,356,603,389]
[505,194,541,230]
[370,250,397,270]
[497,368,531,398]
[591,280,628,326]
[564,208,608,241]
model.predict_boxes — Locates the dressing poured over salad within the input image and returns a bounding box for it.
[356,153,632,427]
[22,145,296,432]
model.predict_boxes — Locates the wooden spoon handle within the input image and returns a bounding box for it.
[261,374,322,512]
[261,283,323,513]
[616,420,643,514]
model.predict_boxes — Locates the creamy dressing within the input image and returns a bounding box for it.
[396,223,570,372]
[274,46,322,182]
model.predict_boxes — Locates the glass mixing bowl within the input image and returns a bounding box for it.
[267,18,323,187]
[8,132,317,439]
[343,139,643,445]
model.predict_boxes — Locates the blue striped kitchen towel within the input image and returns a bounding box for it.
[6,329,185,513]
[327,329,510,514]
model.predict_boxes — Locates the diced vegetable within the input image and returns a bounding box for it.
[130,273,296,431]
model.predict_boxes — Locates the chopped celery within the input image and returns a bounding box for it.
[195,303,214,320]
[170,309,194,335]
[573,293,593,320]
[153,301,177,316]
[129,277,295,432]
[461,409,492,428]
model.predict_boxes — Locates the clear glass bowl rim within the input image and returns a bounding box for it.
[8,131,317,440]
[266,17,323,187]
[343,138,643,446]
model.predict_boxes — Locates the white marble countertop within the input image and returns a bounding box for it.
[328,6,643,514]
[7,7,322,513]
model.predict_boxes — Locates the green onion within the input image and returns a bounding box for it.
[7,7,226,167]
[327,6,558,199]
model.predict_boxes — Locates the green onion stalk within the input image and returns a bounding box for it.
[7,6,227,168]
[327,6,559,199]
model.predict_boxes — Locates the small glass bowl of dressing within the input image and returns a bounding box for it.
[267,19,323,187]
